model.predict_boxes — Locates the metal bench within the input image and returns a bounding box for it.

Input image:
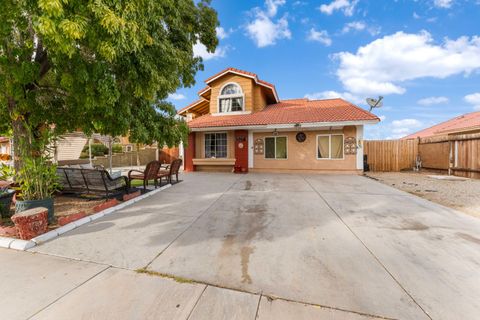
[57,167,128,198]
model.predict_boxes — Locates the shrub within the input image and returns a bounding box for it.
[111,143,123,154]
[82,143,109,157]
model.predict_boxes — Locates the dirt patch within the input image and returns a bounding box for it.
[54,196,106,217]
[366,172,480,218]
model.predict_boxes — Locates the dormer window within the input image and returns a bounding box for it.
[218,83,244,113]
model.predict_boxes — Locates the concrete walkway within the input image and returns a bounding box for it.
[1,172,479,319]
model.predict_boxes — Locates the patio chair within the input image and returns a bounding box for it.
[157,159,182,186]
[127,160,162,190]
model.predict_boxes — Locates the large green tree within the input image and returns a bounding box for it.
[0,0,218,163]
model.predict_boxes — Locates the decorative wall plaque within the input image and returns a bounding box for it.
[254,138,264,155]
[296,132,306,143]
[344,136,357,155]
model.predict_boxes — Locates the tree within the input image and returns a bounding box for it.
[0,0,218,167]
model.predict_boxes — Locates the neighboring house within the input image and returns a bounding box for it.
[0,137,11,156]
[54,132,89,161]
[403,111,480,140]
[177,67,379,173]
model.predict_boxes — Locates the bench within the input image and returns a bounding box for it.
[57,167,128,198]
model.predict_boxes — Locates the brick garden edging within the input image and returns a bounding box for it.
[0,184,172,251]
[57,211,87,226]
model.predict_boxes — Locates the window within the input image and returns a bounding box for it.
[218,83,244,113]
[265,137,287,159]
[317,134,344,159]
[205,133,227,158]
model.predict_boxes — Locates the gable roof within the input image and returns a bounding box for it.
[203,67,279,102]
[187,98,379,129]
[403,111,480,139]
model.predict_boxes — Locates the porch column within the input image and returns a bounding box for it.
[356,125,364,171]
[184,132,196,172]
[234,130,249,173]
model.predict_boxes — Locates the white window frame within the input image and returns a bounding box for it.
[204,131,228,158]
[217,82,245,113]
[264,136,288,160]
[316,134,345,160]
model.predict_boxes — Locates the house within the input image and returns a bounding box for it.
[403,111,480,139]
[177,68,379,173]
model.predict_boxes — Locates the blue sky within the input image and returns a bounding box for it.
[168,0,480,139]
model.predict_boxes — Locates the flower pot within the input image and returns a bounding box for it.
[0,189,15,218]
[16,198,54,224]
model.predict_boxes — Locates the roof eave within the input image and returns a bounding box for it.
[189,119,379,132]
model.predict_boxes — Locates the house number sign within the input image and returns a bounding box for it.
[254,138,264,155]
[344,137,357,155]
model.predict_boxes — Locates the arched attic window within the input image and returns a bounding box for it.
[218,83,244,113]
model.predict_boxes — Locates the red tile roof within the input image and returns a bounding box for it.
[187,98,379,129]
[403,111,480,139]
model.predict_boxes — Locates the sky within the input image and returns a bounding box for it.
[168,0,480,139]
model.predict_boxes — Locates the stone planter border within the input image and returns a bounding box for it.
[0,184,172,251]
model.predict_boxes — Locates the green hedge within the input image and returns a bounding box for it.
[81,143,108,156]
[80,143,123,158]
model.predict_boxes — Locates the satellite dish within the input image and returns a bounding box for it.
[366,96,383,112]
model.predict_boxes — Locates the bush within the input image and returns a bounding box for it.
[111,143,123,154]
[82,143,108,157]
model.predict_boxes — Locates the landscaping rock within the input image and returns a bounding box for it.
[93,199,119,213]
[57,211,87,226]
[123,191,141,202]
[11,207,48,240]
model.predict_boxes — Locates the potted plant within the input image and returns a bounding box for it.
[14,153,59,223]
[13,130,59,224]
[0,164,15,218]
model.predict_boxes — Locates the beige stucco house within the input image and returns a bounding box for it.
[178,68,379,173]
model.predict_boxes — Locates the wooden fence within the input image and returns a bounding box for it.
[364,133,480,179]
[364,140,418,172]
[419,133,480,179]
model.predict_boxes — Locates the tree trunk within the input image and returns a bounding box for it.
[12,117,28,172]
[6,97,26,172]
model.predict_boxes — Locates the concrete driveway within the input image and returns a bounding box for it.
[29,172,480,320]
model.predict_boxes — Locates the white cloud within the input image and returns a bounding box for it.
[342,21,380,36]
[216,27,231,40]
[246,1,291,48]
[389,118,424,139]
[464,92,480,110]
[266,0,286,16]
[193,41,227,60]
[304,90,363,104]
[413,12,421,19]
[378,115,386,121]
[342,21,366,33]
[307,28,332,46]
[434,0,453,8]
[168,93,186,100]
[319,0,358,16]
[334,31,480,96]
[417,96,449,106]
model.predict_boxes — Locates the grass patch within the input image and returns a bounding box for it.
[135,268,194,284]
[129,179,157,187]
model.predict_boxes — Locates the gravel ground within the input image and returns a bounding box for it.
[366,171,480,218]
